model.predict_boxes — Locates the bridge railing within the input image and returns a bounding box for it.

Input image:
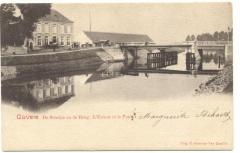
[184,41,232,46]
[147,51,178,69]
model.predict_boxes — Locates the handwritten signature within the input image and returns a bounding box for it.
[130,107,231,127]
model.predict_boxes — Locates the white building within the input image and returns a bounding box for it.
[31,9,74,49]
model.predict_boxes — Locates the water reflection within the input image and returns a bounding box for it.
[128,48,225,71]
[2,76,75,111]
[86,62,125,83]
[1,62,127,112]
[202,51,225,70]
[2,57,213,112]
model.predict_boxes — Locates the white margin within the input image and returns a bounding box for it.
[0,0,239,153]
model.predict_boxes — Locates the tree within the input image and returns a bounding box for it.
[16,4,51,39]
[190,34,195,41]
[188,30,233,42]
[1,4,21,47]
[1,4,51,48]
[219,31,227,41]
[213,31,219,41]
[196,35,202,41]
[196,32,215,41]
[185,35,191,41]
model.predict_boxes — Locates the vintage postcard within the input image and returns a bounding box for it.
[1,2,233,151]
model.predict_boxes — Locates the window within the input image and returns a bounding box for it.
[37,36,41,46]
[50,87,57,96]
[44,23,49,33]
[54,87,58,95]
[60,25,64,34]
[45,88,50,97]
[71,85,74,93]
[68,85,71,93]
[42,24,45,33]
[67,25,71,33]
[64,25,67,33]
[58,87,62,95]
[50,88,54,96]
[67,77,72,83]
[36,89,43,99]
[36,80,43,87]
[60,77,64,84]
[52,24,57,33]
[43,89,46,98]
[44,36,48,45]
[60,36,64,45]
[52,36,57,43]
[36,23,41,33]
[67,36,70,45]
[42,88,50,98]
[61,86,65,94]
[43,79,51,86]
[65,85,68,93]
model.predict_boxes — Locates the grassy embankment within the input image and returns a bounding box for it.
[1,49,105,80]
[195,64,233,94]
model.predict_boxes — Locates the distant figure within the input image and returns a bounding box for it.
[52,42,57,52]
[191,70,197,78]
[29,42,33,52]
[218,56,221,69]
[26,41,30,53]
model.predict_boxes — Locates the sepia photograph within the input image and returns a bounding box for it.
[1,1,234,151]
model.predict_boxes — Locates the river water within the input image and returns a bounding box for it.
[1,60,212,112]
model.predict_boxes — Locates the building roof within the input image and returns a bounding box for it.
[84,31,153,43]
[39,9,73,23]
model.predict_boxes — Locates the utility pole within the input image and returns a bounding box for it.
[89,8,92,32]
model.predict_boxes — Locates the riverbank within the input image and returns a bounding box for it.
[1,48,107,81]
[1,46,128,81]
[1,46,127,66]
[1,48,106,66]
[1,59,104,81]
[195,64,233,94]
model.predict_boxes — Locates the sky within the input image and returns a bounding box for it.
[52,3,232,44]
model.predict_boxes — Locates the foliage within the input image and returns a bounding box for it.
[16,4,51,38]
[185,29,233,41]
[1,4,22,47]
[1,3,51,47]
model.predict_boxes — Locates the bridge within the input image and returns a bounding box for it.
[120,41,232,75]
[121,41,231,53]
